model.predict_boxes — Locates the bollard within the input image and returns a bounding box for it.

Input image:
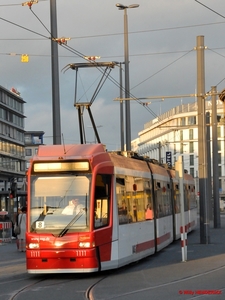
[180,225,188,261]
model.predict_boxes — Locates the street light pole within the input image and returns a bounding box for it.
[119,62,125,151]
[50,0,61,145]
[116,3,139,151]
[196,35,210,244]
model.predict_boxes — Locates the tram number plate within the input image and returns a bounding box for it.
[35,221,44,229]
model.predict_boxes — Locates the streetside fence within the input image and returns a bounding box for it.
[0,222,12,244]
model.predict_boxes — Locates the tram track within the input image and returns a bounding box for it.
[5,273,108,300]
[9,277,46,300]
[84,257,225,300]
[85,276,108,300]
[1,260,225,300]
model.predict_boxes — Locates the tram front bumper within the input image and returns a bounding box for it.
[26,248,99,273]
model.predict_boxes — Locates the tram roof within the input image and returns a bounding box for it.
[34,144,108,160]
[32,144,179,179]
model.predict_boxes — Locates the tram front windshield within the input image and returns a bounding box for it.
[29,174,91,234]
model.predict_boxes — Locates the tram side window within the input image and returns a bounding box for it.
[155,180,172,218]
[134,179,153,222]
[116,176,152,224]
[189,185,197,209]
[94,174,111,229]
[155,181,163,218]
[184,185,189,211]
[186,184,197,210]
[116,177,130,224]
[174,184,180,213]
[144,180,154,220]
[126,176,146,223]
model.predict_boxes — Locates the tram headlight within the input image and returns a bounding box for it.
[79,241,95,248]
[28,243,40,249]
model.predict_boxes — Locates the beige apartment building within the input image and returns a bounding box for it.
[131,100,225,201]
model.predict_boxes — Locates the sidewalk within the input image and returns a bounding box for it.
[185,214,225,261]
[0,239,26,279]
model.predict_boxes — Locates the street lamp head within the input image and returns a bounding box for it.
[116,3,139,10]
[128,4,139,8]
[116,3,128,9]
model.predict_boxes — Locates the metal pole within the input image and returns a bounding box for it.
[120,63,124,151]
[124,8,131,151]
[74,68,78,106]
[206,111,212,221]
[87,106,101,143]
[158,141,161,163]
[77,106,83,144]
[196,35,210,244]
[50,0,61,145]
[211,86,221,228]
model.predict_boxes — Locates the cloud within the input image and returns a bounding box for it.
[1,0,225,150]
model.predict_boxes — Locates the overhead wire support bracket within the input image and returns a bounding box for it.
[22,1,38,9]
[114,93,198,101]
[53,37,71,45]
[114,91,225,103]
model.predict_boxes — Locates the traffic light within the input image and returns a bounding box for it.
[9,192,16,199]
[10,179,17,198]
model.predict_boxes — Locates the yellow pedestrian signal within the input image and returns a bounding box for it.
[21,54,29,63]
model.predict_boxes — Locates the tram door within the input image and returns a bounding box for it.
[93,174,112,268]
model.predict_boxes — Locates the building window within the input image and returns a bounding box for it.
[189,142,194,153]
[190,167,194,178]
[188,116,196,125]
[180,143,183,154]
[189,129,194,140]
[25,148,32,156]
[180,130,183,141]
[180,117,185,126]
[25,134,32,144]
[190,155,194,166]
[217,126,221,138]
[218,152,221,164]
[20,161,25,172]
[218,166,221,177]
[173,144,176,155]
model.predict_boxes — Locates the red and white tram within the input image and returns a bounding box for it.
[26,144,197,274]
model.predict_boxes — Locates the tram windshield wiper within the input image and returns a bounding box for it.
[58,208,86,237]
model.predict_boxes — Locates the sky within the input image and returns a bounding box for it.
[0,0,225,150]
